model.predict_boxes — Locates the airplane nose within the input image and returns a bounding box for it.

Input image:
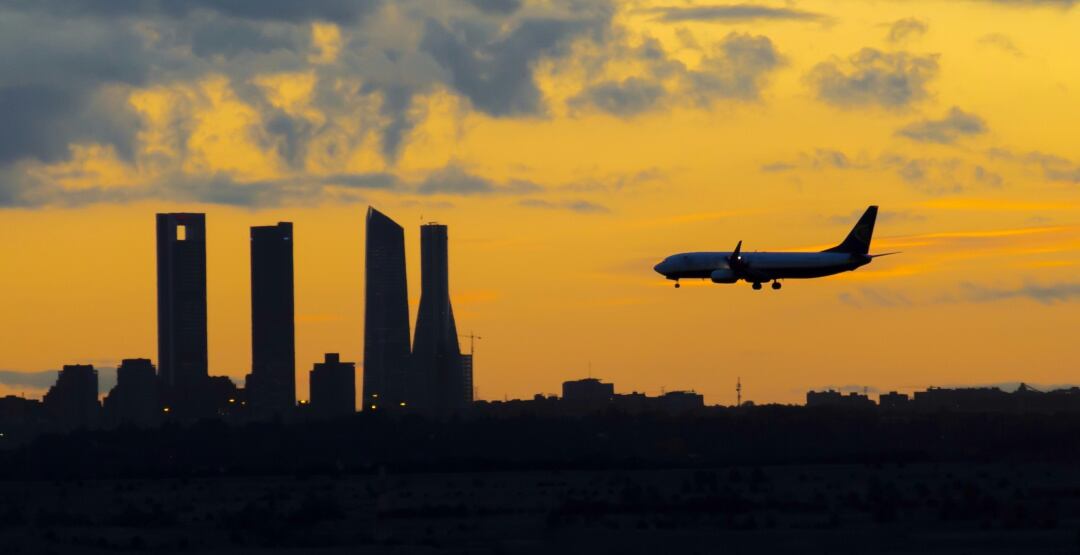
[653,261,667,275]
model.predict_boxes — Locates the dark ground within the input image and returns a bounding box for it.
[2,462,1080,554]
[5,409,1080,553]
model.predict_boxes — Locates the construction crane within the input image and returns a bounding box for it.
[459,332,482,356]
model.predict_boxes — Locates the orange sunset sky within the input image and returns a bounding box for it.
[1,0,1078,404]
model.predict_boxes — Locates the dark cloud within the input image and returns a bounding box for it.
[465,0,523,15]
[887,18,928,43]
[567,32,781,116]
[416,165,543,196]
[643,5,824,23]
[989,149,1080,183]
[973,165,1004,187]
[978,33,1024,56]
[881,155,968,194]
[806,48,939,109]
[959,281,1080,305]
[683,33,783,103]
[763,148,1004,194]
[568,77,666,116]
[0,370,58,389]
[897,107,987,144]
[2,0,383,23]
[0,0,624,203]
[420,13,610,117]
[0,168,399,208]
[518,198,609,213]
[0,13,151,164]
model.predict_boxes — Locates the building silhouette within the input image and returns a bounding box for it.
[411,223,466,415]
[156,213,209,415]
[103,358,161,428]
[247,222,296,416]
[806,390,875,409]
[878,391,910,410]
[363,208,411,411]
[310,353,356,418]
[563,378,614,413]
[43,364,99,430]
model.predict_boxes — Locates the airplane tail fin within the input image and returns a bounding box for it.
[823,205,877,255]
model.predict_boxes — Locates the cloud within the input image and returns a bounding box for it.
[886,18,928,43]
[989,149,1080,183]
[465,0,523,14]
[518,198,610,213]
[976,0,1078,6]
[642,4,825,22]
[416,164,543,196]
[978,33,1024,56]
[0,0,635,206]
[0,167,401,208]
[0,368,117,396]
[419,11,610,118]
[566,31,782,116]
[897,107,988,144]
[760,148,865,172]
[568,77,667,116]
[958,281,1080,305]
[837,287,913,308]
[683,32,783,103]
[6,0,384,23]
[762,148,1004,194]
[806,48,939,109]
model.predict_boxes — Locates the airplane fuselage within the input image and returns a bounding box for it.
[654,251,871,283]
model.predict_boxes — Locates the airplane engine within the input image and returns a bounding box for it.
[710,268,738,283]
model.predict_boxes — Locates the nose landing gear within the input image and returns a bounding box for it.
[752,282,762,290]
[674,280,680,289]
[772,280,782,290]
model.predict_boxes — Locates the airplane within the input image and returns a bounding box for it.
[653,205,898,290]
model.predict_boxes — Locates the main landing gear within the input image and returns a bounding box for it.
[752,282,762,290]
[674,280,680,289]
[771,280,782,290]
[751,280,782,291]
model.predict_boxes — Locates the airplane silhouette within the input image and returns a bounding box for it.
[653,206,898,290]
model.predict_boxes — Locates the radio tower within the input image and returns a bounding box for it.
[736,377,742,408]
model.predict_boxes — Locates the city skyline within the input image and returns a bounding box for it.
[1,1,1079,405]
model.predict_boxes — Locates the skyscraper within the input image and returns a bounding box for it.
[156,213,209,414]
[310,353,356,418]
[44,364,100,430]
[363,207,411,411]
[247,222,296,415]
[411,223,465,415]
[103,358,160,428]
